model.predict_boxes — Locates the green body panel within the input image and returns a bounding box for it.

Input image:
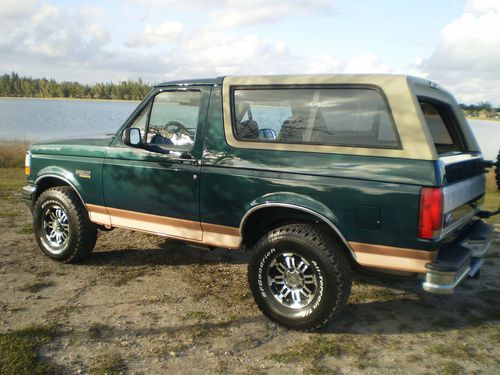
[30,136,112,158]
[101,86,211,223]
[29,136,113,206]
[201,86,435,250]
[102,147,201,221]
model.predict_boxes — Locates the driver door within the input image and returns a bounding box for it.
[101,87,210,241]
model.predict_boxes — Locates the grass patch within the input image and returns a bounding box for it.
[0,168,26,200]
[484,171,500,225]
[180,263,253,311]
[267,335,376,371]
[441,361,465,375]
[349,285,401,304]
[270,336,375,372]
[271,336,356,363]
[428,342,476,360]
[91,353,126,375]
[0,140,30,168]
[0,325,60,375]
[87,323,112,340]
[102,266,149,286]
[155,342,192,357]
[18,281,54,293]
[182,311,215,320]
[19,223,33,234]
[190,320,233,341]
[0,210,16,218]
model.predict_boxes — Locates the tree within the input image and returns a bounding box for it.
[0,72,152,101]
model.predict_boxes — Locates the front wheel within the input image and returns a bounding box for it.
[248,224,352,331]
[33,186,97,263]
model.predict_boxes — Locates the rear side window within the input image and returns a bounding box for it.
[419,100,465,154]
[232,87,400,148]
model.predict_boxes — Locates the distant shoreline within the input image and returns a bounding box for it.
[0,96,140,103]
[1,96,499,122]
[466,116,500,123]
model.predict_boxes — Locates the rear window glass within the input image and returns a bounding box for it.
[232,87,400,148]
[419,100,465,154]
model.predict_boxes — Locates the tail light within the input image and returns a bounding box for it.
[418,187,443,239]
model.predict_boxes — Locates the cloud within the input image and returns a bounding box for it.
[305,53,394,75]
[129,0,333,28]
[0,1,111,61]
[212,0,333,28]
[0,1,172,82]
[2,0,498,107]
[343,53,392,74]
[160,31,300,78]
[418,0,500,104]
[125,22,184,47]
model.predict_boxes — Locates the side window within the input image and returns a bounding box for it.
[233,88,399,148]
[419,100,465,154]
[145,90,201,151]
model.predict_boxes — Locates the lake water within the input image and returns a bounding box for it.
[0,97,498,160]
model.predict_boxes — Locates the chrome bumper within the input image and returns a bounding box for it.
[422,220,494,295]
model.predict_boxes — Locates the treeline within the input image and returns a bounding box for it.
[0,72,152,101]
[459,102,499,118]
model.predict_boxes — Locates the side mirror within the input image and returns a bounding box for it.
[123,128,142,147]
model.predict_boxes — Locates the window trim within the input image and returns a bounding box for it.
[418,96,467,154]
[229,84,402,150]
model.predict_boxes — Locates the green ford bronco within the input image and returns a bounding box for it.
[22,75,497,330]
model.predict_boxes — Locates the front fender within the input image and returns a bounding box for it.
[36,166,82,193]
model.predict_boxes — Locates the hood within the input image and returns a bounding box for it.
[30,133,115,158]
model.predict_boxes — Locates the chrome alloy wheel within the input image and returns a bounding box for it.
[267,252,318,309]
[42,204,70,251]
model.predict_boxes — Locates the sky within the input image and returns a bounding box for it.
[1,0,499,105]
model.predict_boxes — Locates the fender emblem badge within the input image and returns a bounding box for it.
[75,169,91,179]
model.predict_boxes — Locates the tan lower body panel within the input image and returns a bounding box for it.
[86,204,241,249]
[350,242,437,273]
[87,204,433,270]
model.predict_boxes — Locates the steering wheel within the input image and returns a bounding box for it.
[165,121,190,136]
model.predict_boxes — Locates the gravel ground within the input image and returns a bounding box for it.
[1,169,499,374]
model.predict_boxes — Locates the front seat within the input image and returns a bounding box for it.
[236,119,259,140]
[150,134,173,145]
[277,116,305,143]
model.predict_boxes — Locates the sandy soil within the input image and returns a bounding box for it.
[0,174,499,374]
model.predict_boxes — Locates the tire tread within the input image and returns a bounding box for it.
[34,186,97,263]
[248,223,351,331]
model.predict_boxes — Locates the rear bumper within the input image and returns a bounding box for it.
[422,220,494,295]
[22,184,36,211]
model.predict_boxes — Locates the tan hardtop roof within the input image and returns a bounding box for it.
[221,74,461,160]
[222,74,433,87]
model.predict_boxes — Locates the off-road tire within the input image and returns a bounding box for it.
[495,150,500,191]
[33,186,97,263]
[248,223,351,331]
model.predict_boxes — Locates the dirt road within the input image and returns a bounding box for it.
[1,168,499,374]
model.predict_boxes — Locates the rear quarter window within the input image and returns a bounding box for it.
[419,99,466,155]
[232,87,400,149]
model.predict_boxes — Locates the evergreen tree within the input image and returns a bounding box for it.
[0,72,152,100]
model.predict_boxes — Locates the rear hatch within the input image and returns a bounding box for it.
[417,91,488,240]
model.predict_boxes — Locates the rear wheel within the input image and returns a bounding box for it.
[33,186,97,262]
[248,223,351,330]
